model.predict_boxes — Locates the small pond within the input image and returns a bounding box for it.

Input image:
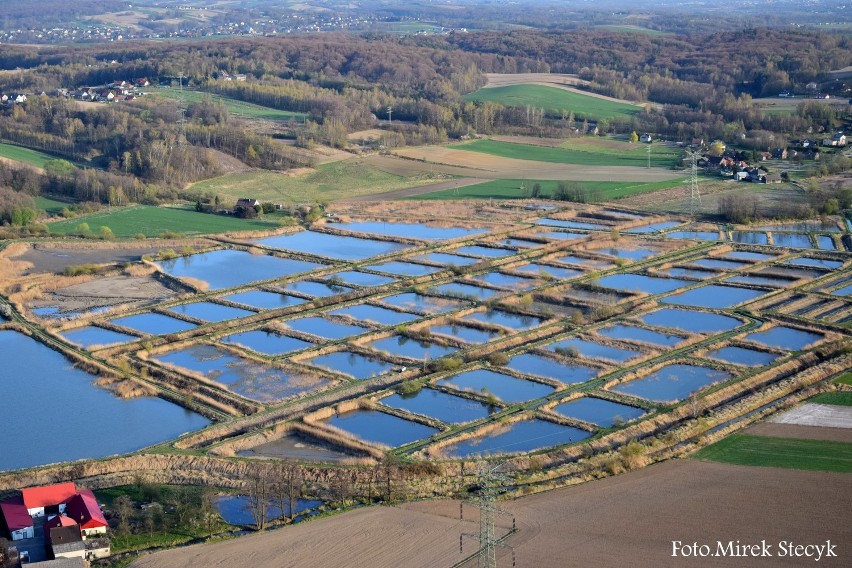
[743,326,823,351]
[661,285,768,308]
[439,369,555,403]
[470,272,538,290]
[60,326,138,348]
[605,247,658,261]
[552,397,645,427]
[415,252,480,266]
[220,290,307,310]
[428,323,501,344]
[453,245,514,258]
[327,221,487,241]
[772,233,812,249]
[659,267,715,280]
[722,251,776,262]
[445,419,590,457]
[753,221,842,233]
[533,230,587,241]
[705,346,780,367]
[110,312,197,335]
[556,255,612,269]
[729,231,769,245]
[221,331,314,356]
[611,363,731,403]
[255,231,410,261]
[324,410,438,447]
[381,388,496,424]
[640,308,741,334]
[513,263,582,280]
[665,231,720,241]
[625,221,682,233]
[547,337,641,363]
[462,309,546,330]
[368,335,458,360]
[215,496,323,526]
[306,350,394,380]
[168,301,254,322]
[284,316,368,340]
[599,324,684,347]
[595,274,689,295]
[535,218,608,230]
[430,282,500,300]
[323,271,396,287]
[785,258,843,270]
[362,261,441,277]
[506,353,598,383]
[831,284,852,297]
[690,258,750,271]
[380,292,468,314]
[328,303,418,326]
[281,280,354,298]
[726,275,791,288]
[817,236,836,250]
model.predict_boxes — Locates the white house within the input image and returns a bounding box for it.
[640,133,653,143]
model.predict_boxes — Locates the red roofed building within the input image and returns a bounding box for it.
[0,497,34,540]
[45,514,78,532]
[22,482,78,517]
[64,490,108,537]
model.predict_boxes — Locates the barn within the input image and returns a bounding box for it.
[21,482,78,517]
[0,498,34,540]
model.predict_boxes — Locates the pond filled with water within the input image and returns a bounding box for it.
[729,231,769,245]
[471,272,538,290]
[690,258,749,271]
[439,369,555,403]
[595,274,689,295]
[221,330,313,356]
[556,255,612,269]
[625,221,682,233]
[306,350,394,380]
[599,324,684,347]
[705,346,780,366]
[256,231,409,260]
[445,419,590,457]
[453,245,514,258]
[666,231,720,241]
[726,275,791,288]
[506,353,598,383]
[536,218,608,230]
[547,337,641,363]
[60,326,138,348]
[428,323,501,344]
[154,344,330,402]
[328,303,417,326]
[325,410,438,447]
[500,238,542,248]
[552,397,646,426]
[640,308,741,334]
[660,267,716,280]
[382,388,496,424]
[168,301,254,322]
[369,335,458,360]
[722,251,777,262]
[661,285,768,308]
[380,293,468,314]
[430,282,500,300]
[415,252,479,266]
[281,280,354,298]
[328,221,487,241]
[513,263,582,280]
[0,330,210,471]
[215,496,323,526]
[785,258,843,270]
[772,233,813,249]
[743,326,823,351]
[158,249,323,290]
[605,247,658,261]
[220,290,306,310]
[817,236,836,250]
[753,221,842,233]
[831,284,852,297]
[362,261,441,277]
[324,271,396,287]
[532,230,587,241]
[611,363,731,403]
[284,316,368,340]
[110,312,197,335]
[462,309,546,330]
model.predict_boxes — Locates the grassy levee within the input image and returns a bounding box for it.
[0,141,58,168]
[694,434,852,473]
[463,84,640,120]
[409,178,686,201]
[151,87,307,122]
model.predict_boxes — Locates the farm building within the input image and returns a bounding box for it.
[64,491,108,537]
[762,173,783,184]
[640,133,653,143]
[22,483,78,517]
[0,498,34,540]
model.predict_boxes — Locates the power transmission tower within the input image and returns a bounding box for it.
[685,149,701,218]
[460,463,517,568]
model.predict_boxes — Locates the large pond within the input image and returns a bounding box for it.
[471,272,538,291]
[640,308,741,334]
[381,388,496,424]
[282,280,354,298]
[110,312,197,335]
[220,330,314,356]
[380,292,468,314]
[453,245,515,258]
[552,397,646,427]
[430,282,500,300]
[595,274,689,295]
[324,410,438,447]
[215,496,323,526]
[0,331,210,471]
[220,290,307,310]
[512,263,582,281]
[328,303,418,326]
[661,285,768,308]
[506,353,598,383]
[157,249,323,290]
[283,316,368,340]
[154,344,330,402]
[60,326,138,349]
[362,261,441,276]
[439,369,555,403]
[415,252,480,266]
[705,346,780,367]
[255,231,410,260]
[328,221,488,241]
[462,309,546,330]
[427,323,501,344]
[611,363,731,403]
[536,218,609,230]
[546,337,641,363]
[743,326,823,351]
[368,335,458,360]
[168,301,254,322]
[445,419,590,457]
[305,350,394,380]
[323,271,396,288]
[599,324,684,347]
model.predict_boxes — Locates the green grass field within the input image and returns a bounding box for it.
[35,196,73,215]
[190,159,433,203]
[832,372,852,386]
[0,142,59,168]
[152,88,307,122]
[463,84,641,121]
[409,177,685,201]
[808,391,852,406]
[47,205,281,237]
[450,138,681,168]
[594,24,672,36]
[694,434,852,473]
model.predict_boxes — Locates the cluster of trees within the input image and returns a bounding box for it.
[108,483,220,540]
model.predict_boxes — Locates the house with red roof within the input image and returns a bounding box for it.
[0,497,34,540]
[22,482,78,517]
[64,490,108,537]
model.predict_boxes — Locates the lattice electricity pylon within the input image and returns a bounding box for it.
[460,462,517,568]
[685,149,701,217]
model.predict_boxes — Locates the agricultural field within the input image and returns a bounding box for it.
[0,142,58,168]
[807,391,852,406]
[409,177,685,201]
[35,195,73,216]
[463,84,642,120]
[151,87,307,122]
[695,434,852,473]
[46,204,282,237]
[593,24,672,36]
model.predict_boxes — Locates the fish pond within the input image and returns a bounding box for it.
[604,247,658,261]
[110,312,197,335]
[665,231,720,241]
[323,271,395,287]
[255,231,409,261]
[705,346,780,367]
[729,231,769,245]
[659,267,716,280]
[220,290,307,310]
[368,335,458,360]
[427,323,501,344]
[785,258,843,270]
[722,251,777,262]
[625,221,682,233]
[547,337,641,363]
[661,285,768,308]
[444,419,590,457]
[168,301,254,322]
[60,326,137,349]
[536,218,609,230]
[462,309,546,330]
[324,410,438,447]
[552,397,646,427]
[380,292,468,314]
[470,272,538,290]
[306,350,394,380]
[362,261,441,277]
[611,364,732,403]
[595,274,689,295]
[598,324,684,347]
[328,221,487,241]
[506,353,598,383]
[640,308,742,334]
[690,258,750,271]
[381,388,496,424]
[513,263,582,280]
[771,233,813,249]
[220,331,314,356]
[0,331,210,472]
[430,282,500,301]
[453,245,514,258]
[415,252,480,266]
[284,316,368,340]
[328,303,417,326]
[743,327,823,351]
[439,369,555,403]
[281,280,354,298]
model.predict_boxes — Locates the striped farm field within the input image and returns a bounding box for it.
[694,434,852,473]
[409,177,685,201]
[463,84,640,120]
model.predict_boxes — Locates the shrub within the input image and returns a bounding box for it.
[158,248,178,260]
[486,352,509,366]
[99,226,115,240]
[64,264,99,276]
[430,357,463,372]
[397,380,423,396]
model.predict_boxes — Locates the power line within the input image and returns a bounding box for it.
[460,462,517,568]
[685,149,701,218]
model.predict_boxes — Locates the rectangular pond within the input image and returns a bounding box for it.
[445,419,591,458]
[462,309,546,331]
[414,252,480,266]
[216,496,323,526]
[640,308,742,334]
[306,350,394,380]
[547,337,641,363]
[60,326,138,349]
[705,346,780,367]
[255,231,410,260]
[690,258,750,271]
[532,230,587,241]
[599,324,685,347]
[157,249,323,290]
[659,267,716,280]
[817,236,836,250]
[167,301,254,322]
[726,275,792,288]
[661,285,768,308]
[327,221,488,241]
[556,255,613,269]
[0,330,210,472]
[552,397,646,427]
[603,247,658,261]
[439,369,555,403]
[368,335,458,360]
[381,388,496,424]
[328,303,418,326]
[722,251,777,262]
[430,282,501,300]
[536,218,608,230]
[220,330,314,356]
[453,245,514,258]
[625,221,682,233]
[427,323,501,344]
[595,274,689,295]
[666,231,720,241]
[611,364,732,403]
[220,290,307,310]
[754,221,842,233]
[743,326,823,351]
[506,353,598,383]
[470,272,538,291]
[513,263,583,280]
[772,233,813,249]
[324,410,438,448]
[283,316,368,340]
[281,280,354,298]
[110,312,197,335]
[362,261,441,277]
[785,258,843,270]
[729,231,769,245]
[154,344,330,402]
[323,271,396,287]
[380,292,468,314]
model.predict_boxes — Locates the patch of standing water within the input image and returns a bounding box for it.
[556,255,612,269]
[705,346,780,367]
[535,218,609,230]
[439,369,555,403]
[368,335,458,360]
[532,230,587,240]
[726,275,791,288]
[771,233,812,249]
[220,290,306,310]
[323,271,396,287]
[595,274,689,295]
[611,363,731,403]
[506,353,598,383]
[625,221,682,233]
[284,316,368,340]
[831,284,852,297]
[729,231,769,245]
[305,350,394,380]
[453,245,514,258]
[500,237,541,248]
[743,326,823,351]
[215,496,323,526]
[255,231,410,261]
[659,267,715,280]
[324,410,439,447]
[428,323,501,344]
[512,263,583,280]
[690,258,750,271]
[552,397,646,426]
[599,324,684,347]
[470,272,538,290]
[721,251,777,262]
[661,285,768,308]
[640,308,741,333]
[281,280,354,298]
[167,301,254,322]
[462,309,546,330]
[380,292,468,314]
[362,261,441,277]
[785,258,843,270]
[547,337,641,363]
[666,231,719,241]
[328,303,418,326]
[110,312,196,335]
[817,236,836,250]
[605,247,658,261]
[430,282,500,300]
[327,221,488,240]
[445,419,591,457]
[0,330,210,472]
[381,388,496,424]
[752,221,842,233]
[414,252,479,266]
[60,326,138,348]
[220,331,313,356]
[157,249,323,290]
